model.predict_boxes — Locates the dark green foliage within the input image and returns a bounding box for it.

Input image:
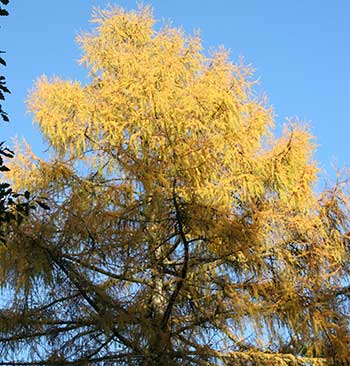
[0,1,44,243]
[0,0,9,122]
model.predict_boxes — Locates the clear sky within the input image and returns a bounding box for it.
[2,1,350,178]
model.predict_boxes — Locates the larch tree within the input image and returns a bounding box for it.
[1,5,350,366]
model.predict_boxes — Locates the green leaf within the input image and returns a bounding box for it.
[1,113,9,122]
[0,8,9,16]
[0,85,10,93]
[0,149,14,158]
[0,165,10,171]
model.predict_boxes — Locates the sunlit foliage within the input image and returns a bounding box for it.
[1,5,350,366]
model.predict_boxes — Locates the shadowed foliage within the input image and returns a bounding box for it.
[0,0,10,122]
[0,0,39,244]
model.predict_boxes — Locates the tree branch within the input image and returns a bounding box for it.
[161,187,189,330]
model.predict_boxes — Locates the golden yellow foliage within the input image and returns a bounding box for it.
[2,4,350,366]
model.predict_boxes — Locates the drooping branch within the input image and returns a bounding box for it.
[44,248,143,356]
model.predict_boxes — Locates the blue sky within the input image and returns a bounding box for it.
[2,1,350,178]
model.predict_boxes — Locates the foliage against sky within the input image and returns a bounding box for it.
[1,5,350,366]
[0,0,38,245]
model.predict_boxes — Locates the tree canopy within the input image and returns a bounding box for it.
[2,5,350,366]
